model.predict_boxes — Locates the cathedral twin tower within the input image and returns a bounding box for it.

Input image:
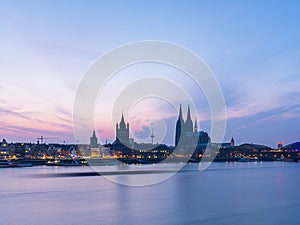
[175,105,199,147]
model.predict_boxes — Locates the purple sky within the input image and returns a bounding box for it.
[0,0,300,147]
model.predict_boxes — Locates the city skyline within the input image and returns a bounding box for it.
[0,1,300,147]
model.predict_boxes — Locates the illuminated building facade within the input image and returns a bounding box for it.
[0,139,10,158]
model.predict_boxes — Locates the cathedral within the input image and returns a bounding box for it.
[175,105,210,147]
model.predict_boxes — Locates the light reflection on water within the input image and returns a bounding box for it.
[0,162,299,225]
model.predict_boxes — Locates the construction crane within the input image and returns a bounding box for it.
[37,135,59,144]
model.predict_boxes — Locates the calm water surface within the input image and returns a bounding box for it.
[1,162,299,225]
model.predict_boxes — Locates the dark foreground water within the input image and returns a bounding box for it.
[1,162,300,225]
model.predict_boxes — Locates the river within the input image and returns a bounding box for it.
[0,162,299,225]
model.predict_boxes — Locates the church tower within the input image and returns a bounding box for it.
[230,137,235,147]
[175,104,184,147]
[185,105,193,133]
[116,112,130,146]
[194,117,198,133]
[90,130,98,148]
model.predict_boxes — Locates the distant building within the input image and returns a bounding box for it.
[90,131,100,157]
[91,148,101,158]
[277,142,283,149]
[175,105,210,147]
[115,113,130,146]
[230,137,235,147]
[90,131,98,148]
[218,138,235,149]
[0,139,10,158]
[13,143,27,158]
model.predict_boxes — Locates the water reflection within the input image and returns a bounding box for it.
[0,162,299,225]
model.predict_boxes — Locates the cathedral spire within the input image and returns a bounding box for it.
[179,104,183,121]
[121,111,125,124]
[194,117,198,132]
[175,104,184,147]
[187,104,191,121]
[185,105,193,133]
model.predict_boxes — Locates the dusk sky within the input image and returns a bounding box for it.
[0,0,299,147]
